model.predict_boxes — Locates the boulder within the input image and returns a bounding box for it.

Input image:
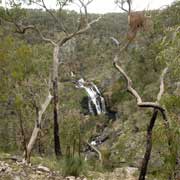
[37,164,50,172]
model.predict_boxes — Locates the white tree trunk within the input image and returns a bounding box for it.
[52,45,62,157]
[25,92,53,163]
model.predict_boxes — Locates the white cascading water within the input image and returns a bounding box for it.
[76,78,106,115]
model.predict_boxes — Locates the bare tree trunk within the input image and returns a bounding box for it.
[139,109,158,180]
[25,92,52,163]
[53,45,62,158]
[26,127,40,163]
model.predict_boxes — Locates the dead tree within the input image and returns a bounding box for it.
[21,78,53,163]
[115,0,151,50]
[1,0,101,160]
[113,55,170,179]
[26,91,53,163]
[111,37,171,180]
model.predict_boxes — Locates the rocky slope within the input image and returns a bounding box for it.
[0,159,138,180]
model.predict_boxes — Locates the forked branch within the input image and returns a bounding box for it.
[79,0,93,19]
[0,15,57,45]
[4,0,101,47]
[115,0,132,13]
[29,0,58,22]
[14,23,57,45]
[113,55,168,113]
[59,15,102,46]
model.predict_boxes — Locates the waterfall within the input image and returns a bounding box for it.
[76,78,106,115]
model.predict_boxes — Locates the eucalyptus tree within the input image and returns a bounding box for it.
[0,0,101,162]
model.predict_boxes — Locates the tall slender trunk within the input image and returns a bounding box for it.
[24,93,52,163]
[53,45,62,158]
[139,109,158,180]
[26,126,40,163]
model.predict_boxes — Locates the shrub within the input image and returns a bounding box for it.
[62,155,87,177]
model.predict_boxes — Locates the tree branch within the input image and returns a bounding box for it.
[42,0,58,21]
[157,67,168,102]
[115,0,132,13]
[113,55,166,112]
[59,15,102,46]
[2,0,100,46]
[87,142,102,163]
[0,15,57,45]
[78,0,93,20]
[14,23,57,45]
[35,27,57,45]
[30,0,58,22]
[38,92,53,125]
[26,0,67,33]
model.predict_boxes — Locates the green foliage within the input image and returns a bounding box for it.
[0,33,52,153]
[31,156,62,171]
[60,110,82,154]
[101,147,113,171]
[0,1,180,178]
[62,155,87,177]
[0,35,34,82]
[152,114,180,179]
[0,6,26,22]
[162,94,180,111]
